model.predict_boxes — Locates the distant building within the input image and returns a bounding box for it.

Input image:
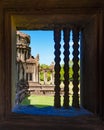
[16,31,55,100]
[16,31,40,103]
[16,31,39,84]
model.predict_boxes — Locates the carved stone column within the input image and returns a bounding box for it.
[72,28,80,108]
[33,64,36,82]
[39,71,40,84]
[54,28,61,108]
[51,71,54,85]
[35,64,39,82]
[63,28,70,108]
[50,72,52,84]
[44,70,47,85]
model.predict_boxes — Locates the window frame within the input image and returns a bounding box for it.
[0,7,100,124]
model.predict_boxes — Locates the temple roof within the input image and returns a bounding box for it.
[17,31,30,43]
[26,56,37,64]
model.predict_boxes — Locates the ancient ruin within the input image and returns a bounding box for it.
[16,31,39,83]
[1,1,104,129]
[16,31,55,103]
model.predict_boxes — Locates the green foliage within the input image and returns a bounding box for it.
[40,64,50,69]
[47,72,51,81]
[60,61,74,81]
[40,64,51,81]
[39,61,80,82]
[69,67,73,81]
[40,72,44,81]
[60,65,64,81]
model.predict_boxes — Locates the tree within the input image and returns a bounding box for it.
[39,64,51,82]
[60,64,64,81]
[39,60,80,82]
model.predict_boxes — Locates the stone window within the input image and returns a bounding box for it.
[30,73,32,81]
[26,73,33,81]
[0,6,100,124]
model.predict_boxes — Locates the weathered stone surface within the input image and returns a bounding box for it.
[0,0,104,129]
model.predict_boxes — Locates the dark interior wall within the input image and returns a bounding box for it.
[11,17,16,108]
[102,14,104,120]
[0,1,5,120]
[80,17,98,113]
[96,13,104,120]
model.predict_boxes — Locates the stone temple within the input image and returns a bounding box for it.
[1,1,104,129]
[16,31,39,85]
[16,31,40,103]
[16,31,55,103]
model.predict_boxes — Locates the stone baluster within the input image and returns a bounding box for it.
[36,64,39,83]
[63,28,70,108]
[39,71,40,84]
[54,28,61,108]
[33,64,36,82]
[44,70,47,85]
[51,71,54,85]
[50,72,52,84]
[38,65,40,83]
[72,28,80,108]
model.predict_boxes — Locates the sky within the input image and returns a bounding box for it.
[20,30,74,65]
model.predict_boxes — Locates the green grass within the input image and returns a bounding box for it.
[21,95,72,108]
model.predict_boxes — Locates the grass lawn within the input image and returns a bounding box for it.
[21,95,72,108]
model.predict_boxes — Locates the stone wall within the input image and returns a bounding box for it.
[0,1,104,129]
[80,17,98,113]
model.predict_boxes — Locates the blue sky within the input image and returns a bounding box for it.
[20,30,74,65]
